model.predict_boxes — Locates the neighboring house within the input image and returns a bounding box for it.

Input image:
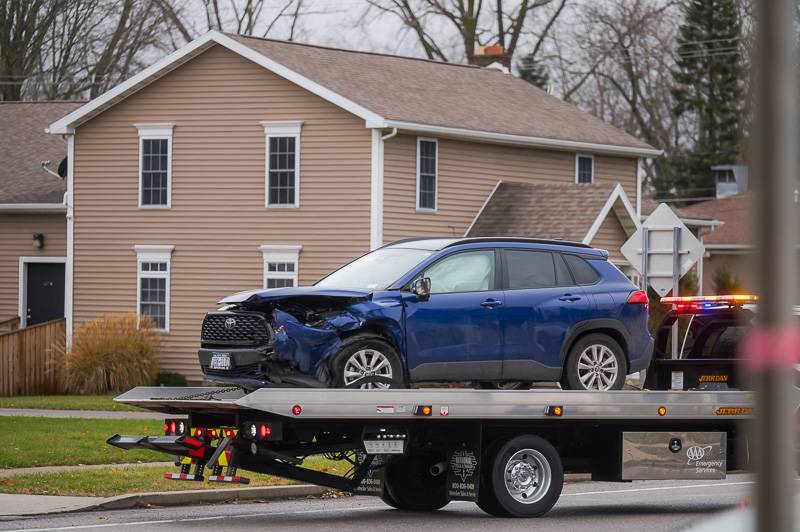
[0,102,82,329]
[467,182,640,277]
[46,31,658,381]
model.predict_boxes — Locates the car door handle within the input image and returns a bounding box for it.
[559,294,582,302]
[480,299,503,308]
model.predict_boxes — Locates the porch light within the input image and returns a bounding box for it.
[32,234,44,249]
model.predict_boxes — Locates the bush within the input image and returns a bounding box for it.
[58,314,161,394]
[155,372,187,387]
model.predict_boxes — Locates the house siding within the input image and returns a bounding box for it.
[0,213,66,321]
[589,213,629,266]
[72,44,371,380]
[382,134,638,243]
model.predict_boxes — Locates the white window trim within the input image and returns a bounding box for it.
[260,244,302,289]
[136,123,174,209]
[262,121,303,208]
[416,137,438,212]
[134,244,174,332]
[575,153,594,184]
[18,256,67,329]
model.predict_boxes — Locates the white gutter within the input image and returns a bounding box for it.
[369,127,398,250]
[382,119,663,158]
[0,203,66,213]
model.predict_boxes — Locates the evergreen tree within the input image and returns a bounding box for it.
[669,0,745,201]
[517,52,550,90]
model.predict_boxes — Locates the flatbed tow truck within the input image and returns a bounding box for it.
[108,296,799,518]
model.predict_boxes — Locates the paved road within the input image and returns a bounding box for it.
[0,475,762,532]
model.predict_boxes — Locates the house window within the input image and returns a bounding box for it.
[134,245,174,331]
[417,138,438,211]
[575,154,594,184]
[262,121,303,208]
[136,124,174,208]
[260,244,302,289]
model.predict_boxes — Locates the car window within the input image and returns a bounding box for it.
[505,250,556,289]
[554,253,574,286]
[563,254,601,285]
[424,250,495,294]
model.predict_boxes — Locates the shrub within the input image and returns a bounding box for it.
[155,372,187,387]
[59,313,161,394]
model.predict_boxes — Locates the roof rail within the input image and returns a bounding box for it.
[444,237,592,249]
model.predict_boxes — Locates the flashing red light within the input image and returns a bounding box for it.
[292,405,302,416]
[169,421,177,434]
[206,428,218,438]
[164,423,169,433]
[259,424,271,438]
[627,291,649,304]
[195,428,204,437]
[661,294,758,313]
[223,429,234,438]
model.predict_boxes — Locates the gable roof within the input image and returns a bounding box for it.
[1,101,83,206]
[465,181,639,243]
[679,193,752,247]
[48,31,659,157]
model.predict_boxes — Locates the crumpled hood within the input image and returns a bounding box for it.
[218,286,371,304]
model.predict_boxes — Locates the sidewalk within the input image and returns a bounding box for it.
[0,408,165,419]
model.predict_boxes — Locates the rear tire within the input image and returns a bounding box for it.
[383,454,449,512]
[487,435,563,518]
[476,439,511,517]
[561,333,626,391]
[330,335,406,389]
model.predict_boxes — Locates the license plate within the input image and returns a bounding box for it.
[210,353,232,370]
[363,439,405,455]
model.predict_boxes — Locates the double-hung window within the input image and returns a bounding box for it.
[262,121,302,207]
[136,124,174,207]
[260,244,302,289]
[134,245,174,331]
[575,154,594,184]
[417,138,438,211]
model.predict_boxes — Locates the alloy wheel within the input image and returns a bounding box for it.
[343,348,393,389]
[576,344,619,391]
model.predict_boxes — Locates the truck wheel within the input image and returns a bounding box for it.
[331,335,406,389]
[487,435,563,518]
[561,334,626,391]
[383,454,449,511]
[476,439,511,517]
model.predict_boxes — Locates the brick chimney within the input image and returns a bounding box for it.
[474,44,511,70]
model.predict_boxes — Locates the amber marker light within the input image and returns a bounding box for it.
[658,406,667,416]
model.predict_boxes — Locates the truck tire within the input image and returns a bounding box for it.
[331,335,406,389]
[487,435,563,517]
[476,439,511,517]
[383,454,449,512]
[561,333,626,391]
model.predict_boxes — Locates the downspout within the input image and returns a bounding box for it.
[369,128,398,250]
[64,134,75,348]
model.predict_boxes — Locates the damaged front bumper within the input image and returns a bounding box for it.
[198,347,329,389]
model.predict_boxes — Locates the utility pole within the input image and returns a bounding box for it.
[751,0,797,529]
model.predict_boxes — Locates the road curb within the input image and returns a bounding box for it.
[85,484,330,512]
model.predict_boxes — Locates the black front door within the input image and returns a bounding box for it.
[26,262,65,326]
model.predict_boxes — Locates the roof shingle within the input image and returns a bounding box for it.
[229,35,654,151]
[0,101,83,204]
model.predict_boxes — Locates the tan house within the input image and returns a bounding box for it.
[0,102,82,330]
[45,31,658,381]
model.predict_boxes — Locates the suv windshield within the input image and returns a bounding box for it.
[315,247,433,291]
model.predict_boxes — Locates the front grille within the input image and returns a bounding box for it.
[201,312,272,347]
[202,362,261,378]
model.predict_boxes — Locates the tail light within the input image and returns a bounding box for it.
[627,291,649,304]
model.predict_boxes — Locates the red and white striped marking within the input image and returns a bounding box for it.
[208,475,250,484]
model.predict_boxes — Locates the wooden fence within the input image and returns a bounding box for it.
[0,318,66,396]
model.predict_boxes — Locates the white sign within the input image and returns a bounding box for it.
[621,203,705,295]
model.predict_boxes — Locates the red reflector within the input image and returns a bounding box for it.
[292,405,302,416]
[259,424,271,438]
[627,291,649,304]
[169,421,177,434]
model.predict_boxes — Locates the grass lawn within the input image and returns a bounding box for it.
[0,457,349,497]
[0,395,141,412]
[0,417,166,468]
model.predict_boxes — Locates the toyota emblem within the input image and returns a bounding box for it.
[224,317,237,330]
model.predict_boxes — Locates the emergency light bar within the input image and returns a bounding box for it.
[660,294,758,313]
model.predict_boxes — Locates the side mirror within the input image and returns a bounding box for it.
[412,277,432,302]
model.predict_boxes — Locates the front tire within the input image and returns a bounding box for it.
[486,435,563,517]
[331,335,406,389]
[561,333,626,391]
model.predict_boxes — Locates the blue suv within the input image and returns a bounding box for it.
[198,238,653,391]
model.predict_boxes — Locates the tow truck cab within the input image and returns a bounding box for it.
[644,295,799,391]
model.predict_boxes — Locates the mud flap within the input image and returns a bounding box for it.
[352,452,387,495]
[445,427,482,502]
